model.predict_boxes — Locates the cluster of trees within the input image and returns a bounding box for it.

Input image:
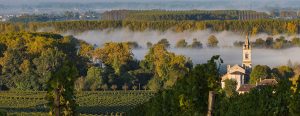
[146,36,217,49]
[101,10,268,21]
[175,39,202,48]
[215,77,300,116]
[234,36,300,49]
[249,65,294,84]
[0,19,299,35]
[74,42,192,92]
[218,62,300,115]
[120,36,217,50]
[0,32,195,93]
[0,32,84,90]
[175,35,218,48]
[128,59,300,115]
[0,32,195,115]
[0,32,95,115]
[128,56,222,115]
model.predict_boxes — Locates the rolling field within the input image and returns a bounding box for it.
[0,90,155,115]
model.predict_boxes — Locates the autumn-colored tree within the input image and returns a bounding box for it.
[157,38,170,48]
[175,39,188,48]
[291,37,300,47]
[143,44,190,90]
[189,38,202,48]
[287,22,297,35]
[251,27,258,37]
[254,38,265,48]
[78,41,94,57]
[26,36,54,55]
[93,42,133,75]
[126,41,140,49]
[289,76,300,115]
[207,35,218,48]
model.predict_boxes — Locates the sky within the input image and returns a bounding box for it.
[0,0,298,11]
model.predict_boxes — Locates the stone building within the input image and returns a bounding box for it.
[221,35,252,90]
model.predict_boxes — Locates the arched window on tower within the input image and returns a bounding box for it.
[245,53,249,59]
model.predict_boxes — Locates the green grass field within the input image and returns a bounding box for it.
[0,90,155,115]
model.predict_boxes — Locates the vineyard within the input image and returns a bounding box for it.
[0,90,155,115]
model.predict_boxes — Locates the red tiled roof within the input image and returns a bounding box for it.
[237,84,256,92]
[258,79,278,86]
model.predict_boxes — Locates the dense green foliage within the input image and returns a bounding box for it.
[250,65,295,84]
[250,65,272,84]
[214,78,300,116]
[142,44,192,91]
[223,79,238,98]
[0,32,87,91]
[128,56,222,115]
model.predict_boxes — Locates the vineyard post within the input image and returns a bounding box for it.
[139,83,140,90]
[207,91,215,116]
[54,87,61,116]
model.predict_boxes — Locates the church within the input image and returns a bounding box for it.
[221,35,252,90]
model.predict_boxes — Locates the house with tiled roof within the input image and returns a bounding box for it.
[237,78,278,94]
[258,79,278,86]
[237,84,256,94]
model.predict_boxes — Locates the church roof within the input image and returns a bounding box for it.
[229,71,245,75]
[237,84,256,92]
[228,64,246,74]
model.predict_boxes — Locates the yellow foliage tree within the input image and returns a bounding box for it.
[26,36,54,54]
[93,42,133,74]
[287,22,297,35]
[251,27,258,37]
[144,44,190,89]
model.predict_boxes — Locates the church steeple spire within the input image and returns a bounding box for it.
[242,33,252,68]
[244,34,251,49]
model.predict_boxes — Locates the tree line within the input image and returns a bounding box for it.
[0,19,299,35]
[234,36,300,49]
[101,10,268,21]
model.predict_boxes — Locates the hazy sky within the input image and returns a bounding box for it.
[0,0,299,14]
[0,0,295,8]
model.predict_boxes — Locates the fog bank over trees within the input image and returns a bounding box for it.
[72,29,300,67]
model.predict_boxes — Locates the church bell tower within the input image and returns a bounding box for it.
[242,34,252,68]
